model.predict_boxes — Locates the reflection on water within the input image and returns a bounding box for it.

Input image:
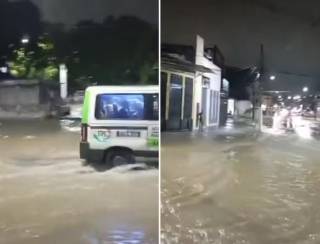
[162,120,320,244]
[86,229,146,244]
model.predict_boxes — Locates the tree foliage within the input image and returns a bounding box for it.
[51,16,158,89]
[8,36,59,80]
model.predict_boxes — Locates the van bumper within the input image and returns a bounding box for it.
[80,142,104,162]
[80,142,158,162]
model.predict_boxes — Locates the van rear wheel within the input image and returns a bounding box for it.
[104,149,135,167]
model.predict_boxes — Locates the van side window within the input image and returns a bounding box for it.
[95,94,158,121]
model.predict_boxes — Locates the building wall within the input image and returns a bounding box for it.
[262,95,273,108]
[0,85,39,107]
[0,79,60,118]
[235,100,253,116]
[219,78,230,126]
[194,35,221,130]
[193,75,202,129]
[228,99,235,115]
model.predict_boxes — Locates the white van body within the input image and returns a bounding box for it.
[80,86,159,166]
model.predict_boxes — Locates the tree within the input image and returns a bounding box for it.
[50,16,158,89]
[8,35,59,80]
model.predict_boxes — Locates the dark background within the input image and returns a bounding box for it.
[162,0,320,81]
[28,0,158,26]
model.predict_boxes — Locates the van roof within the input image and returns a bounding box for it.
[85,85,158,94]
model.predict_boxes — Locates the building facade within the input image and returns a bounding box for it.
[161,35,222,131]
[220,78,230,125]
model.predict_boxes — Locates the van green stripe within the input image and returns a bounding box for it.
[81,90,91,124]
[147,137,159,147]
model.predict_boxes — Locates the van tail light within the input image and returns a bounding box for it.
[81,124,88,142]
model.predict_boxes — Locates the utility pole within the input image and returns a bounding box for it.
[252,44,264,122]
[259,44,264,80]
[253,44,264,130]
[59,64,68,99]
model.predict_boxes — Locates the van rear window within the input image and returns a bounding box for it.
[95,93,158,121]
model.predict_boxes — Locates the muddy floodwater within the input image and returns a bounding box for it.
[162,120,320,244]
[0,119,158,244]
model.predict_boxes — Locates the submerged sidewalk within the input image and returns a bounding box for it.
[162,118,257,145]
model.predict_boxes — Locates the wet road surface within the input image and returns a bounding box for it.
[0,119,158,244]
[162,119,320,244]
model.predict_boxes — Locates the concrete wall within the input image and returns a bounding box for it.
[0,85,39,106]
[0,80,59,118]
[235,100,253,116]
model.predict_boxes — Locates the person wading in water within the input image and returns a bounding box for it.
[198,111,204,132]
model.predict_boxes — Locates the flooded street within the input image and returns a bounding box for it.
[0,120,158,244]
[162,120,320,244]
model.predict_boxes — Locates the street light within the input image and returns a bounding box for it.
[303,86,308,93]
[21,36,29,44]
[270,75,276,80]
[0,67,8,73]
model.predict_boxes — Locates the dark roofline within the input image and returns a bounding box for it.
[162,55,215,74]
[162,43,195,63]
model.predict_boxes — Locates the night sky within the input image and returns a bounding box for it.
[162,0,320,82]
[27,0,158,26]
